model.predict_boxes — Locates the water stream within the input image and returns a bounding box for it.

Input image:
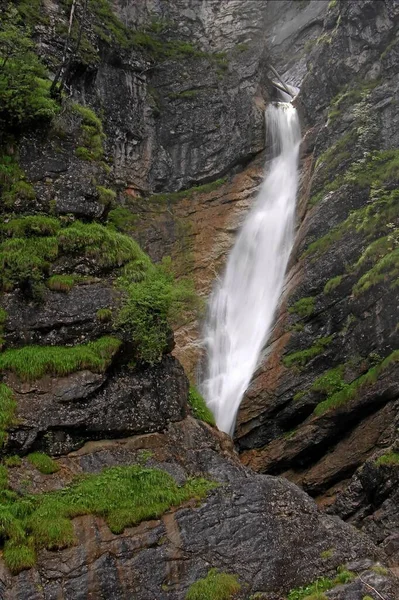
[200,103,301,435]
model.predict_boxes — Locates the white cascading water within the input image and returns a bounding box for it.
[200,102,301,435]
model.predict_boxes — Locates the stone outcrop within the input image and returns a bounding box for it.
[236,0,399,569]
[2,417,398,599]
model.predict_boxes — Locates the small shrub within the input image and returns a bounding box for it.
[4,456,22,468]
[96,308,112,322]
[96,186,116,205]
[115,260,198,363]
[27,452,59,475]
[72,103,105,161]
[186,568,241,600]
[0,336,121,381]
[288,297,315,318]
[188,386,215,426]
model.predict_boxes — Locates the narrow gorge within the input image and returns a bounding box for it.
[0,1,398,599]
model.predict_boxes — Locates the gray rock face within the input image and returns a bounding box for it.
[236,0,399,570]
[1,418,397,599]
[6,355,188,455]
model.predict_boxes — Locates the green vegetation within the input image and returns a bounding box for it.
[188,386,215,426]
[72,103,105,162]
[149,178,227,204]
[107,206,136,233]
[46,274,76,292]
[372,565,388,576]
[58,221,143,268]
[0,6,59,130]
[323,275,342,294]
[0,153,35,208]
[0,383,17,447]
[27,452,59,475]
[283,336,333,369]
[303,187,399,259]
[4,455,22,468]
[169,90,199,100]
[0,464,215,574]
[287,568,355,600]
[96,186,116,205]
[310,365,346,396]
[1,215,60,238]
[186,568,241,600]
[0,235,58,292]
[0,336,121,381]
[290,323,304,333]
[288,296,315,318]
[96,308,112,322]
[375,451,399,466]
[314,350,399,415]
[320,549,334,560]
[353,248,399,295]
[116,260,197,363]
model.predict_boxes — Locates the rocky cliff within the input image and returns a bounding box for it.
[0,0,398,599]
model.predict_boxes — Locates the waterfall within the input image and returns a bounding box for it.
[200,103,301,435]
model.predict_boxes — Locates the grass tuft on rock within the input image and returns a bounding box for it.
[0,336,121,381]
[288,297,315,318]
[46,274,77,292]
[188,386,215,426]
[0,384,17,447]
[375,451,399,467]
[27,452,59,475]
[186,568,241,600]
[283,336,333,369]
[1,215,61,238]
[314,350,399,415]
[287,568,355,600]
[0,464,216,574]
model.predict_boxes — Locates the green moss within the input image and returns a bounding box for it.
[323,275,343,294]
[96,308,112,322]
[116,262,197,363]
[283,336,333,369]
[0,384,17,447]
[375,451,399,466]
[188,386,215,426]
[0,464,215,574]
[149,178,227,204]
[310,365,346,395]
[0,8,59,129]
[353,248,399,295]
[96,186,116,205]
[72,103,105,162]
[314,350,399,415]
[169,90,199,100]
[320,549,334,560]
[107,207,137,233]
[57,221,143,269]
[0,235,58,292]
[4,456,22,468]
[0,336,121,381]
[1,215,60,238]
[46,274,76,292]
[290,323,304,333]
[288,297,315,318]
[186,568,241,600]
[303,188,399,259]
[0,308,7,324]
[27,452,59,475]
[0,465,8,489]
[371,565,388,576]
[287,569,355,600]
[3,541,36,575]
